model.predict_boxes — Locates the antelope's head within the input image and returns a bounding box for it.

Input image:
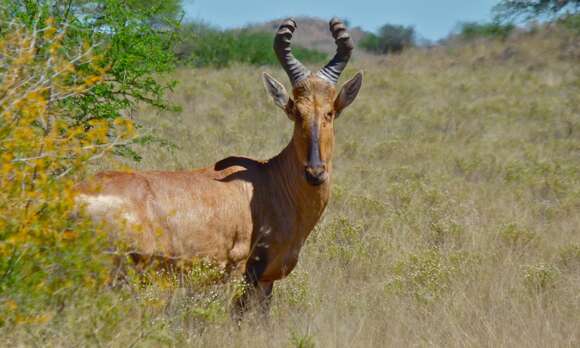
[263,18,363,186]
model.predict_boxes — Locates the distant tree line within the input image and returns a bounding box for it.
[175,22,327,68]
[455,22,516,41]
[493,0,579,21]
[494,0,580,34]
[445,0,580,43]
[358,24,416,54]
[358,0,578,55]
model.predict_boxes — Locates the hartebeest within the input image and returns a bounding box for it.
[77,18,363,311]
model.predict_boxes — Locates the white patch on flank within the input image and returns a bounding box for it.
[76,194,127,220]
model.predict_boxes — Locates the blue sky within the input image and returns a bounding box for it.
[183,0,502,41]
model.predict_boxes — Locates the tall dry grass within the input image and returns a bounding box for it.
[2,28,579,347]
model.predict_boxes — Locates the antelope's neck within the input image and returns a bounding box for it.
[268,142,331,230]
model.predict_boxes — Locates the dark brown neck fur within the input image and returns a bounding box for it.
[267,138,331,230]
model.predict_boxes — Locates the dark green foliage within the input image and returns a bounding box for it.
[457,22,515,40]
[1,0,181,123]
[493,0,579,21]
[358,33,381,53]
[359,24,415,54]
[559,13,580,32]
[176,22,327,68]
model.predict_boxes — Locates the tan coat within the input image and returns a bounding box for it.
[77,29,363,310]
[77,140,329,283]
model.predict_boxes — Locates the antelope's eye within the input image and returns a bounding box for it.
[325,111,334,120]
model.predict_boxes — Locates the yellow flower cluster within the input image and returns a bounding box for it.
[0,18,135,320]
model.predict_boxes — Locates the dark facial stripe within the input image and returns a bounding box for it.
[308,120,323,168]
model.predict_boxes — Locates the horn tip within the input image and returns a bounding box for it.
[281,18,297,29]
[329,17,342,26]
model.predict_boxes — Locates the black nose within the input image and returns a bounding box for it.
[305,164,327,186]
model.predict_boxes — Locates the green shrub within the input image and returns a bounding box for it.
[457,22,515,40]
[499,223,539,248]
[0,17,117,325]
[359,24,415,54]
[273,270,310,310]
[3,0,180,120]
[137,263,234,326]
[320,218,368,265]
[523,263,560,293]
[559,13,580,33]
[290,329,316,348]
[387,250,474,304]
[358,33,381,53]
[493,0,580,22]
[0,0,179,322]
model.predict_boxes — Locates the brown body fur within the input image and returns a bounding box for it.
[76,74,362,309]
[77,18,363,311]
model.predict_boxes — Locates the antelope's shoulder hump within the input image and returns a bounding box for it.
[76,171,149,195]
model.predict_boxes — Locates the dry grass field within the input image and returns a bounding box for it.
[2,28,579,347]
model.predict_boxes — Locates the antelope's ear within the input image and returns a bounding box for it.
[334,71,363,117]
[262,72,290,110]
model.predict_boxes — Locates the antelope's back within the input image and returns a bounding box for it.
[75,169,255,266]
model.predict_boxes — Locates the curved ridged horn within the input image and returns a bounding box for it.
[317,17,354,85]
[274,18,311,86]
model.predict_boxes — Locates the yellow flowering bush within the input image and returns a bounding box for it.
[0,19,136,323]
